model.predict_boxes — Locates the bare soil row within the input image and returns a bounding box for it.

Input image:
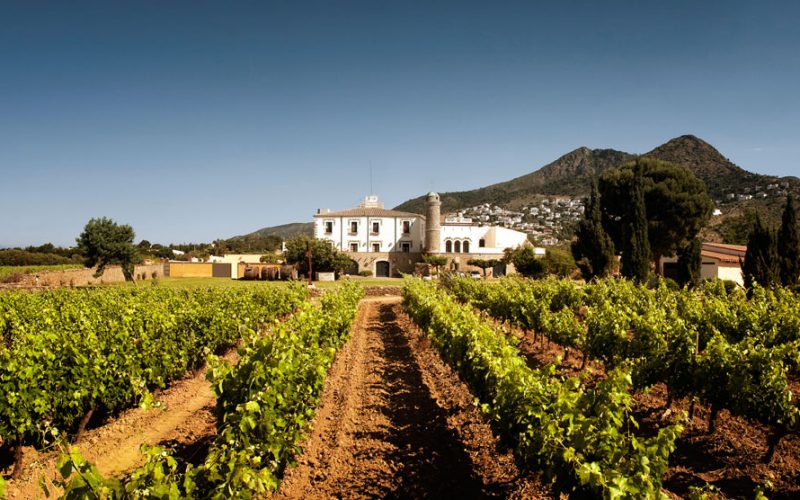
[510,326,800,499]
[6,294,796,498]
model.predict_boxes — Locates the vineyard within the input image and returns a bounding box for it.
[0,277,798,498]
[439,275,800,497]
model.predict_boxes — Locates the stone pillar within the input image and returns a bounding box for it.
[425,192,441,253]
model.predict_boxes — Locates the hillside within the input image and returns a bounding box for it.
[395,134,798,213]
[241,222,313,240]
[641,135,796,199]
[394,147,634,214]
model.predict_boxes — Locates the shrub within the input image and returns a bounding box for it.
[358,270,373,277]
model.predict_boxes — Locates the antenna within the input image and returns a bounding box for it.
[369,161,374,195]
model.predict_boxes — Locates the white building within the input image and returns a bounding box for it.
[660,242,745,286]
[312,193,530,277]
[314,195,426,254]
[440,223,528,255]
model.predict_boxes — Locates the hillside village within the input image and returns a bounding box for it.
[452,180,795,246]
[447,197,585,246]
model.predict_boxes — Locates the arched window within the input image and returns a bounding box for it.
[454,240,461,253]
[445,240,453,253]
[463,240,470,253]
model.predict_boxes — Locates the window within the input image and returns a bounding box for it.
[445,240,452,253]
[372,243,380,252]
[479,238,485,248]
[454,241,461,253]
[372,221,380,234]
[402,220,410,234]
[324,221,333,234]
[350,221,358,234]
[401,242,411,253]
[350,243,358,252]
[463,240,470,253]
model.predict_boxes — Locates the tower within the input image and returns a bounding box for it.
[425,192,441,253]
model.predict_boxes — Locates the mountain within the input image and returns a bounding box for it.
[642,135,790,198]
[394,135,799,214]
[394,147,635,214]
[241,222,313,240]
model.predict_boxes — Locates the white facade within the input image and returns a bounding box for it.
[661,242,746,287]
[313,199,425,254]
[312,194,529,258]
[440,225,529,254]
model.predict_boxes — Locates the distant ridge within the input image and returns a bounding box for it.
[395,147,634,214]
[240,222,313,240]
[240,135,799,243]
[394,135,799,214]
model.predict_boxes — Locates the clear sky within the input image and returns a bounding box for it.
[1,0,798,247]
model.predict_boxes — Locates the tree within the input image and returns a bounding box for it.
[259,253,282,264]
[676,237,702,287]
[742,213,780,290]
[600,158,713,273]
[620,166,651,282]
[777,195,799,287]
[543,248,577,278]
[422,254,448,276]
[76,217,142,282]
[284,236,351,276]
[571,180,616,280]
[505,247,546,278]
[467,258,500,278]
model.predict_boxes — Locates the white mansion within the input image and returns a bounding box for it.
[313,193,529,277]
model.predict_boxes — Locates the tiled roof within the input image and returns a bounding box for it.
[701,250,742,264]
[314,208,424,218]
[703,242,747,252]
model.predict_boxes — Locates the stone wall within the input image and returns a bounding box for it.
[5,263,165,288]
[344,251,512,277]
[346,252,423,277]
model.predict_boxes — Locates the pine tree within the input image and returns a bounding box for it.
[742,213,779,289]
[777,194,799,287]
[571,180,616,280]
[621,166,651,282]
[676,237,702,287]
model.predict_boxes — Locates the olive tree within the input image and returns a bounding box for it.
[76,217,142,282]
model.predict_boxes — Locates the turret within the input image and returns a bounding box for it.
[425,192,441,253]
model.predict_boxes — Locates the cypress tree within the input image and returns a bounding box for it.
[742,213,779,289]
[777,194,799,287]
[677,237,702,287]
[621,165,651,282]
[571,180,616,279]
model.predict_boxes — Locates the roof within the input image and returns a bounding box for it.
[703,242,747,252]
[701,250,742,264]
[314,207,424,218]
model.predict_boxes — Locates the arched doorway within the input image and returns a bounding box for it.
[376,261,390,277]
[463,240,470,253]
[454,241,461,253]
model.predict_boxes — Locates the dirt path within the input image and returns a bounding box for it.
[275,297,549,499]
[4,350,236,499]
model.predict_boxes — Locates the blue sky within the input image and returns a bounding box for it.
[1,1,798,247]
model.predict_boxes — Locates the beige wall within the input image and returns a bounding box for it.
[5,264,165,288]
[169,262,213,278]
[717,264,744,286]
